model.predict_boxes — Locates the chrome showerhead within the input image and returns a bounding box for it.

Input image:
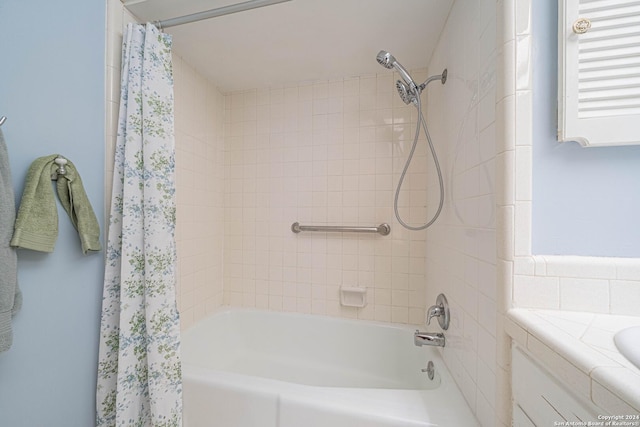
[377,51,448,107]
[396,80,414,105]
[376,50,417,91]
[376,50,395,69]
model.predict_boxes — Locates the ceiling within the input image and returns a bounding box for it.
[124,0,454,92]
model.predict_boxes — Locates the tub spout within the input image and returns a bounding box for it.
[414,330,445,347]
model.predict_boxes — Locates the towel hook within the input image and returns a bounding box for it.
[0,116,6,126]
[54,157,68,176]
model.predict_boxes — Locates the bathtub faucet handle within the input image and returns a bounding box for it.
[426,293,450,330]
[426,305,443,325]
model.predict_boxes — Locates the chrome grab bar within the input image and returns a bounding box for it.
[291,222,391,236]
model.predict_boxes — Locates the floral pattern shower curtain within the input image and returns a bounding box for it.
[97,23,182,427]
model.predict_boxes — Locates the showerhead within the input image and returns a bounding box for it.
[395,80,414,105]
[377,51,447,107]
[376,50,395,69]
[376,50,417,91]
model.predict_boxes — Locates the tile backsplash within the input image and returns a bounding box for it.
[513,255,640,315]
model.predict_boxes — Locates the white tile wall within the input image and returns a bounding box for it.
[106,0,225,330]
[173,55,225,330]
[222,74,431,323]
[511,255,640,315]
[425,1,498,426]
[105,0,132,213]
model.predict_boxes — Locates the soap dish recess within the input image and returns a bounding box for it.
[340,287,366,308]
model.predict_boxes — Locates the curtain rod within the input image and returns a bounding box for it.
[154,0,293,30]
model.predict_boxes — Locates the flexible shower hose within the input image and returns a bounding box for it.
[393,93,444,231]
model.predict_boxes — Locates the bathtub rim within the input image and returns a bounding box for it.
[182,305,431,334]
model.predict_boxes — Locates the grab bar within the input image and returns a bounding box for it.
[291,222,391,236]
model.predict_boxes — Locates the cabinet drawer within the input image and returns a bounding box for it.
[512,346,600,425]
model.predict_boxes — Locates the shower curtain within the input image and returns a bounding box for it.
[96,23,182,427]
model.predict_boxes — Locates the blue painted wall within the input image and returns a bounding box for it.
[0,0,105,425]
[532,0,640,257]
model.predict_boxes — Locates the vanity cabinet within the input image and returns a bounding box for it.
[558,0,640,147]
[512,346,601,426]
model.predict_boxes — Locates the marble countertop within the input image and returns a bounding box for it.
[506,309,640,415]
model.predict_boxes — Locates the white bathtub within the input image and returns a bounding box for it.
[182,309,479,427]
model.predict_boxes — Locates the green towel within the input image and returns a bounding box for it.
[11,154,101,254]
[56,158,102,254]
[10,156,58,252]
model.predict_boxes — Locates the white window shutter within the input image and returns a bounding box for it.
[558,0,640,147]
